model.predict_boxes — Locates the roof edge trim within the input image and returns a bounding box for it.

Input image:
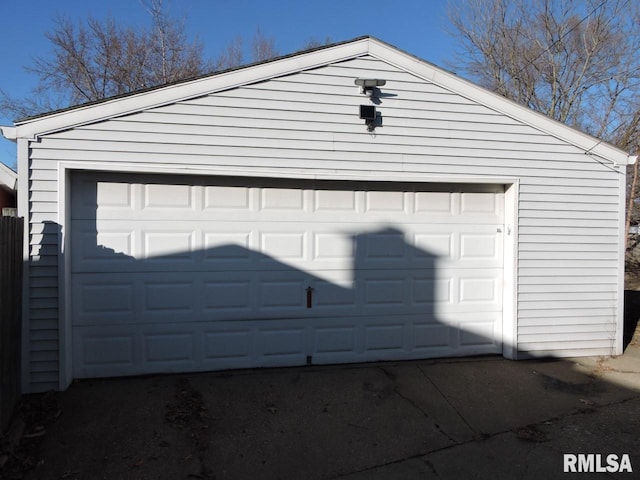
[0,126,17,141]
[365,38,629,166]
[0,162,17,191]
[8,35,629,166]
[12,37,372,138]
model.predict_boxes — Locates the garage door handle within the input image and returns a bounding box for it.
[306,286,314,308]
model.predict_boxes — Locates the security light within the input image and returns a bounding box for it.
[360,105,376,120]
[354,78,386,96]
[355,78,386,88]
[359,105,377,131]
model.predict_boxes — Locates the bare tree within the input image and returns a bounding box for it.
[252,27,279,63]
[447,0,640,142]
[141,0,209,86]
[301,37,334,51]
[0,0,284,121]
[212,28,280,71]
[0,0,212,119]
[447,0,640,272]
[214,36,245,71]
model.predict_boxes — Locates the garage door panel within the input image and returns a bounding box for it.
[259,328,307,357]
[204,281,253,311]
[74,319,313,377]
[413,323,452,349]
[72,278,136,324]
[460,233,501,259]
[143,231,197,259]
[259,279,307,310]
[71,172,504,378]
[461,191,503,215]
[144,281,198,314]
[459,322,498,347]
[76,331,135,369]
[313,232,354,262]
[310,318,500,365]
[73,175,504,226]
[313,280,356,307]
[72,270,502,323]
[73,222,501,271]
[363,278,407,306]
[313,325,357,355]
[143,183,194,209]
[415,191,454,214]
[413,233,453,258]
[365,190,408,213]
[414,277,453,304]
[70,177,128,219]
[314,189,357,212]
[204,233,252,259]
[204,184,251,209]
[260,232,306,260]
[259,186,305,210]
[145,332,195,363]
[71,223,136,267]
[459,277,500,303]
[203,328,253,361]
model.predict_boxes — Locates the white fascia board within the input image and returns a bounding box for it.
[0,126,17,141]
[367,39,630,166]
[13,39,370,139]
[0,161,17,190]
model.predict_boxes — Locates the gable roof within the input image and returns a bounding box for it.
[0,162,17,192]
[1,36,630,166]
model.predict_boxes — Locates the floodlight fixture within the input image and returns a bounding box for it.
[359,105,377,131]
[360,105,376,121]
[354,78,386,96]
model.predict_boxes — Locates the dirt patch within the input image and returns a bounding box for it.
[0,392,60,479]
[165,378,214,480]
[513,424,550,443]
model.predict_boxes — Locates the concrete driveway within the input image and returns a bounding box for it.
[5,341,640,480]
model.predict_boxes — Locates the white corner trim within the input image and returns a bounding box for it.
[615,170,626,356]
[501,182,519,359]
[17,138,31,393]
[57,165,73,390]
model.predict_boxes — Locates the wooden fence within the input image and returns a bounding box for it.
[0,216,23,431]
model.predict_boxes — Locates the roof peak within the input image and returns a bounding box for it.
[5,36,629,165]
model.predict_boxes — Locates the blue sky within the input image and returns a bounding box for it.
[0,0,457,169]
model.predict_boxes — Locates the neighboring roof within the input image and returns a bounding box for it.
[0,162,17,192]
[1,36,631,166]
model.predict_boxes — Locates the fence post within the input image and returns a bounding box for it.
[0,216,24,431]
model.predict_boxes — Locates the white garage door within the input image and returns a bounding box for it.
[71,172,504,378]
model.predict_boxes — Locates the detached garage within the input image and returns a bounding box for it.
[1,36,632,392]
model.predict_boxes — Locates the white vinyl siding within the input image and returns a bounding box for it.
[27,152,61,385]
[23,54,623,391]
